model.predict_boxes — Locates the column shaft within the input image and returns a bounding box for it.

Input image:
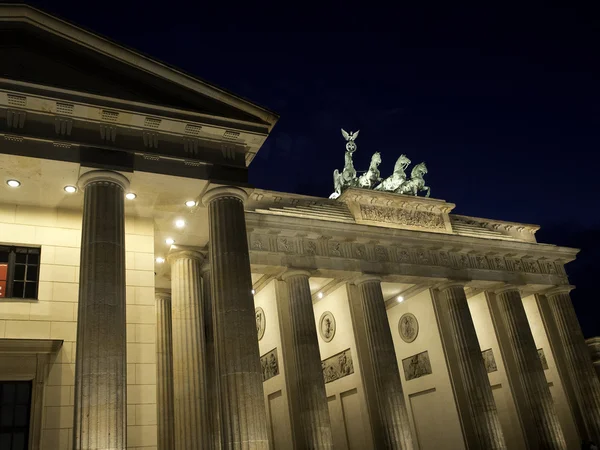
[156,291,175,450]
[546,291,600,443]
[283,272,333,449]
[493,288,566,448]
[354,278,413,449]
[73,171,128,450]
[169,251,209,449]
[202,268,222,449]
[206,187,268,449]
[435,285,505,448]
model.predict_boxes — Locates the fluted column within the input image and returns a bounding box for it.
[202,265,222,449]
[203,186,268,449]
[155,290,175,450]
[435,283,505,448]
[168,249,209,450]
[281,270,333,449]
[493,287,566,448]
[546,287,600,443]
[73,170,129,450]
[587,338,600,381]
[353,276,413,449]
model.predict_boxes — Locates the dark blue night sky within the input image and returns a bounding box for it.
[28,2,600,337]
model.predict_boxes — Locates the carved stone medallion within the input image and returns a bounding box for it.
[319,311,336,342]
[255,307,266,341]
[398,313,419,343]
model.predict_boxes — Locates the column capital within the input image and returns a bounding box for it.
[437,280,468,291]
[202,185,249,206]
[354,274,382,286]
[155,289,171,301]
[281,269,311,281]
[493,284,522,296]
[78,170,130,191]
[167,248,204,264]
[200,263,211,275]
[544,285,575,297]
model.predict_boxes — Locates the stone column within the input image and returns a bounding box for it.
[492,287,566,448]
[281,270,333,449]
[203,186,268,449]
[167,249,209,450]
[587,338,600,381]
[73,170,129,450]
[201,265,222,449]
[352,276,413,449]
[546,287,600,443]
[155,290,175,450]
[434,283,505,448]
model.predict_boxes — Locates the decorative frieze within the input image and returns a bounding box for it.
[261,348,279,381]
[482,349,498,373]
[322,349,354,383]
[360,204,446,230]
[402,351,432,380]
[247,230,567,283]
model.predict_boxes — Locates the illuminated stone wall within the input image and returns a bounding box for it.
[0,204,157,449]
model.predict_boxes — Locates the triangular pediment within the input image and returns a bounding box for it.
[0,5,277,128]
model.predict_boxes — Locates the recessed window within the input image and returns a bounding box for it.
[0,381,32,450]
[0,247,40,300]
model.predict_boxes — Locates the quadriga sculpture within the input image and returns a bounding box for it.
[396,162,430,197]
[375,154,411,191]
[357,152,382,189]
[329,128,431,198]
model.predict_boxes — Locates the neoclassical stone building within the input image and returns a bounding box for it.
[0,5,599,450]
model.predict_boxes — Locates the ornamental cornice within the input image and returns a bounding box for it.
[0,85,267,166]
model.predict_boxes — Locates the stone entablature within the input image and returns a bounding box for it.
[0,86,264,167]
[451,214,539,243]
[248,189,546,244]
[245,211,574,287]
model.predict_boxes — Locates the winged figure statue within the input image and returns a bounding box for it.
[341,129,359,142]
[330,129,360,199]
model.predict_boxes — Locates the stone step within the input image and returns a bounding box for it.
[285,206,352,218]
[254,208,355,223]
[275,207,351,220]
[452,224,518,241]
[292,204,351,213]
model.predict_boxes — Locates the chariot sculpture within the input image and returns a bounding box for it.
[329,129,430,199]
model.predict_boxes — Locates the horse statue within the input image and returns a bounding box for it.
[396,162,430,197]
[357,152,382,189]
[375,154,411,191]
[330,129,360,199]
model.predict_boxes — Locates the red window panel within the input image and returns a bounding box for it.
[0,263,7,298]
